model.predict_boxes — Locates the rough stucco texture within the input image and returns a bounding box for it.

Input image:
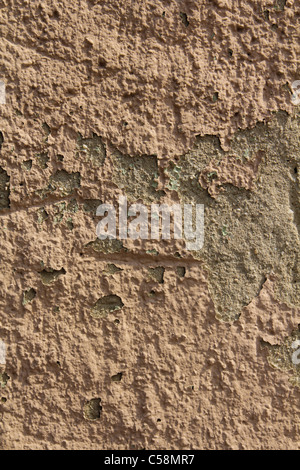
[0,0,299,450]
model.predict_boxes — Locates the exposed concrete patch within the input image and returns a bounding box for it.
[77,134,106,167]
[162,111,300,322]
[36,170,81,199]
[35,152,49,170]
[103,264,123,275]
[262,327,300,387]
[22,160,32,172]
[148,267,165,284]
[0,372,9,388]
[176,266,186,278]
[85,238,127,254]
[0,167,10,211]
[82,199,102,214]
[83,398,102,421]
[111,372,123,382]
[91,295,124,319]
[112,152,164,203]
[23,288,36,306]
[40,268,66,285]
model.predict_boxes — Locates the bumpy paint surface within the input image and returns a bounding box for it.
[0,0,299,450]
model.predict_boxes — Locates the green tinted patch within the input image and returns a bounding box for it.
[77,133,106,167]
[91,295,124,319]
[115,112,299,322]
[83,398,102,420]
[22,160,32,171]
[23,288,36,306]
[36,170,81,199]
[111,372,123,382]
[85,238,127,254]
[148,266,165,284]
[0,372,10,388]
[164,111,300,322]
[83,199,102,214]
[0,167,10,210]
[112,152,164,202]
[40,268,66,285]
[103,264,123,275]
[176,266,186,278]
[35,152,49,169]
[262,328,300,387]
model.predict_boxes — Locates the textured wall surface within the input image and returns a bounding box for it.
[0,0,299,450]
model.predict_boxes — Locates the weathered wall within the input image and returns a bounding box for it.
[0,0,299,450]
